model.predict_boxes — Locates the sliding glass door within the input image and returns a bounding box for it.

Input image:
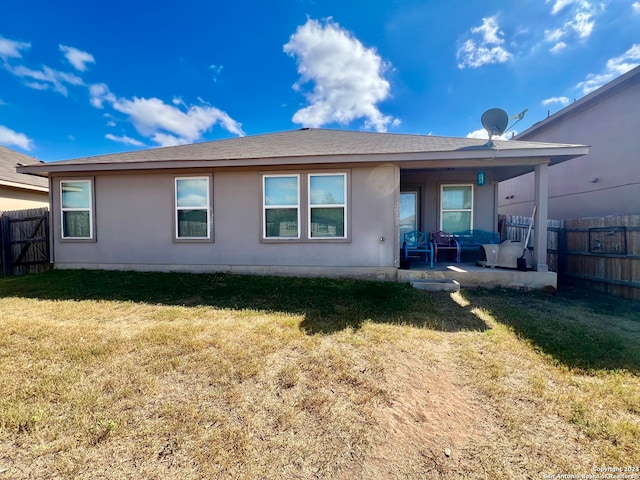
[399,190,419,245]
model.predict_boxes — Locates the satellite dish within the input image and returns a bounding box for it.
[481,108,509,147]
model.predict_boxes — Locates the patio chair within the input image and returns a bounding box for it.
[429,230,461,264]
[402,230,433,268]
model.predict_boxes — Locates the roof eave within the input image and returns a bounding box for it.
[16,145,589,176]
[0,179,49,192]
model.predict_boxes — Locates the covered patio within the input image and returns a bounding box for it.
[395,138,588,291]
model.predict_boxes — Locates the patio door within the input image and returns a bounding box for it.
[399,190,419,245]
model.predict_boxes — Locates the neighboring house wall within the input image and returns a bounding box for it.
[499,67,640,220]
[50,166,402,278]
[0,185,49,212]
[0,145,49,211]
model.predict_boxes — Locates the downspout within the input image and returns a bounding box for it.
[48,176,54,269]
[393,164,401,270]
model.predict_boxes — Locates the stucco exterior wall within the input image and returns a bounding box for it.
[50,166,400,278]
[499,76,640,219]
[0,185,49,212]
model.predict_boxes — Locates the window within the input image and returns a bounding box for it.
[309,173,346,238]
[61,180,93,239]
[263,175,300,239]
[261,172,349,242]
[175,177,211,239]
[441,184,473,232]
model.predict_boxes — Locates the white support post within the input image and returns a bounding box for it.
[533,162,549,272]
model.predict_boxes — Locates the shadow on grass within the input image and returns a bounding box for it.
[7,271,637,372]
[0,269,489,334]
[463,287,640,374]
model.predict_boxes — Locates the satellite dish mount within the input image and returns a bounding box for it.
[481,108,509,148]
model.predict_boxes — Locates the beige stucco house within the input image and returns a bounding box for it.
[0,146,49,212]
[18,128,587,281]
[500,64,640,219]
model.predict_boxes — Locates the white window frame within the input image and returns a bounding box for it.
[262,174,300,240]
[175,176,211,240]
[60,179,94,240]
[440,184,473,232]
[308,173,347,239]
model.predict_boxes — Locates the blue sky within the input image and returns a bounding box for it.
[1,0,639,161]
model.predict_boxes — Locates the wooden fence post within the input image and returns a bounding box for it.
[1,215,11,276]
[557,223,567,282]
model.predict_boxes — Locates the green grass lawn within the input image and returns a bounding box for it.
[0,270,638,479]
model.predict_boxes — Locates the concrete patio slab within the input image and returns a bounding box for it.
[398,262,557,292]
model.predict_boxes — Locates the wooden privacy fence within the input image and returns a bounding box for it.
[0,207,51,276]
[500,214,640,300]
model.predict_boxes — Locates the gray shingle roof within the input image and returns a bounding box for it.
[17,128,587,175]
[0,146,49,189]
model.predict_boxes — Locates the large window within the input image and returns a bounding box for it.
[309,173,346,238]
[175,177,211,239]
[441,184,473,232]
[262,172,349,241]
[263,175,300,239]
[61,180,93,239]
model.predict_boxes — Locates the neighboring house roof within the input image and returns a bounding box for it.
[0,145,49,192]
[516,64,640,140]
[18,128,588,182]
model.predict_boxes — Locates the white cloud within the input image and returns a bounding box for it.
[577,43,640,94]
[542,96,570,106]
[105,133,145,147]
[89,83,116,108]
[471,15,504,45]
[0,36,30,60]
[4,35,242,148]
[542,0,597,51]
[634,2,640,13]
[283,18,397,132]
[571,10,594,39]
[113,97,245,146]
[4,63,84,96]
[90,83,244,146]
[0,125,33,150]
[457,16,512,69]
[548,0,578,15]
[209,64,223,83]
[550,41,567,53]
[59,45,95,72]
[466,128,511,140]
[0,36,85,96]
[544,28,564,42]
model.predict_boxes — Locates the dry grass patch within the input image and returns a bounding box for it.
[0,271,639,478]
[446,288,640,477]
